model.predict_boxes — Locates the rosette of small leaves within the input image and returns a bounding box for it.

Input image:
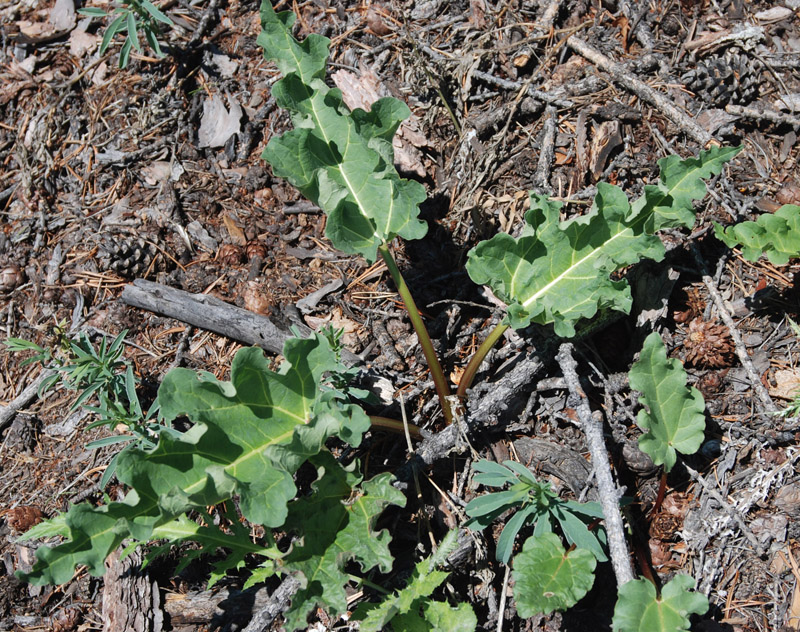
[466,146,741,336]
[6,329,160,487]
[354,530,477,632]
[465,460,607,564]
[629,332,706,471]
[612,574,708,632]
[714,203,800,265]
[257,1,427,263]
[79,0,173,68]
[18,332,407,632]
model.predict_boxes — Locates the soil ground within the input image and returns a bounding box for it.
[2,0,800,630]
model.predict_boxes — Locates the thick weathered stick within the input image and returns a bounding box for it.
[555,343,635,586]
[566,35,713,147]
[121,279,302,354]
[121,279,360,366]
[241,577,301,632]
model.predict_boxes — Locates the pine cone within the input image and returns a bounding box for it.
[98,233,158,278]
[218,243,244,265]
[6,506,44,533]
[244,239,268,260]
[683,318,734,368]
[682,51,761,107]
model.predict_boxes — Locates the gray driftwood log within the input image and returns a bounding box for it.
[120,278,360,366]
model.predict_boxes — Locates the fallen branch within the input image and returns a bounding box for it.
[241,577,301,632]
[120,279,360,366]
[725,103,800,127]
[555,343,635,587]
[566,35,713,146]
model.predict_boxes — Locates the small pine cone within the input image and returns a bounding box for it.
[0,264,25,293]
[98,233,158,278]
[6,506,44,533]
[682,51,761,107]
[649,512,683,540]
[683,318,734,368]
[218,243,244,265]
[244,239,268,260]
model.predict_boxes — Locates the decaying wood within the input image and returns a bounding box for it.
[102,548,163,632]
[121,278,360,366]
[164,585,273,630]
[121,278,302,355]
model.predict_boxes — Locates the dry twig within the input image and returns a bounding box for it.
[690,245,777,414]
[555,343,635,586]
[566,36,713,146]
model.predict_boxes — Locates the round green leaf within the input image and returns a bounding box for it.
[612,575,708,632]
[513,532,597,616]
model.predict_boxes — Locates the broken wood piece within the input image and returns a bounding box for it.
[103,548,163,632]
[164,584,273,631]
[556,343,635,586]
[120,278,360,366]
[566,35,714,146]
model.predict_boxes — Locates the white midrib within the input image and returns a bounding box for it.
[304,83,385,244]
[519,215,643,310]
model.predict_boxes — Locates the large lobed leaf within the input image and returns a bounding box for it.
[513,532,597,616]
[466,146,741,336]
[258,1,427,262]
[19,334,371,585]
[714,203,800,265]
[281,454,406,630]
[612,574,708,632]
[629,332,705,471]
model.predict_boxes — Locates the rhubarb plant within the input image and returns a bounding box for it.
[612,574,708,632]
[714,203,800,265]
[629,332,706,472]
[17,3,745,627]
[18,333,406,630]
[458,146,741,395]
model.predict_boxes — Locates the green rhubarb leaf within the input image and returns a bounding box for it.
[423,601,478,632]
[258,1,427,262]
[633,145,742,230]
[512,532,597,616]
[629,332,706,471]
[466,146,740,336]
[612,575,708,632]
[714,204,800,265]
[19,334,365,586]
[283,456,406,631]
[356,530,476,632]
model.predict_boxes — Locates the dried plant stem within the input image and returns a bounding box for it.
[369,415,422,440]
[378,244,454,425]
[0,369,54,431]
[556,343,635,586]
